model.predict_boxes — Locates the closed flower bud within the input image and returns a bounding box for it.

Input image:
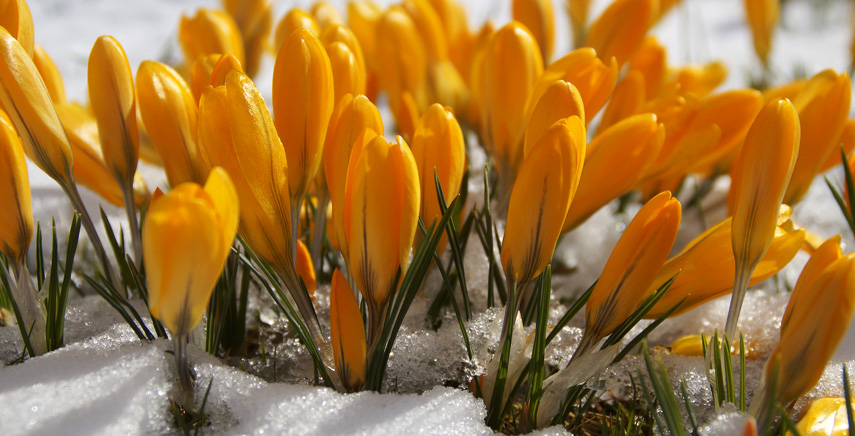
[347,0,383,71]
[330,268,367,392]
[323,94,384,261]
[0,28,74,185]
[687,89,764,175]
[581,192,681,355]
[598,70,645,133]
[523,80,585,157]
[326,41,366,105]
[820,119,855,172]
[33,44,66,105]
[88,35,139,188]
[780,235,843,334]
[376,7,429,113]
[210,53,244,88]
[744,0,778,67]
[672,61,727,98]
[222,0,272,77]
[646,214,804,319]
[190,54,221,104]
[273,8,320,52]
[0,110,32,263]
[530,48,618,126]
[321,25,366,79]
[483,22,544,177]
[502,117,586,285]
[179,9,245,67]
[584,0,658,67]
[145,167,239,336]
[136,60,206,186]
[512,0,554,63]
[754,254,855,415]
[311,1,345,30]
[727,98,799,338]
[411,104,465,253]
[273,28,334,205]
[567,0,593,46]
[563,113,664,233]
[785,69,851,204]
[401,0,449,64]
[628,36,666,98]
[346,135,420,311]
[0,0,33,57]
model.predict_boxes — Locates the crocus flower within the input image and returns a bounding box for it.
[628,36,666,98]
[33,44,66,105]
[567,0,593,47]
[579,191,681,357]
[645,214,805,319]
[273,8,320,52]
[687,89,764,175]
[583,0,657,68]
[295,239,317,297]
[345,134,420,339]
[136,60,206,186]
[347,0,383,72]
[190,54,220,104]
[272,28,334,212]
[672,61,727,98]
[529,48,618,126]
[222,0,272,77]
[179,9,245,67]
[410,103,465,254]
[311,1,345,30]
[330,268,367,392]
[502,117,586,286]
[744,0,778,68]
[375,7,429,114]
[780,235,843,333]
[88,35,139,192]
[209,53,244,88]
[563,113,664,233]
[784,69,851,204]
[750,253,855,428]
[326,41,366,105]
[0,27,73,185]
[523,80,585,157]
[323,95,384,264]
[598,70,645,133]
[726,98,799,339]
[465,22,495,128]
[145,166,239,336]
[0,0,33,57]
[482,21,543,181]
[512,0,554,63]
[820,119,855,172]
[428,0,472,82]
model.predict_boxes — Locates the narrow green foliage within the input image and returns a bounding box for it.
[35,223,44,289]
[826,146,855,234]
[124,254,168,339]
[680,378,700,436]
[44,213,82,351]
[641,340,687,436]
[0,254,35,358]
[740,333,747,412]
[545,280,596,347]
[844,364,855,436]
[603,274,678,349]
[206,249,249,357]
[777,404,802,436]
[434,171,471,320]
[527,265,551,425]
[428,242,473,361]
[613,294,686,364]
[486,279,517,429]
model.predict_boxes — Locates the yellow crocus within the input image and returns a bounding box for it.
[645,215,804,319]
[273,8,320,52]
[726,98,799,339]
[375,7,429,112]
[326,41,366,105]
[465,22,494,129]
[311,1,345,30]
[411,103,465,254]
[523,80,585,158]
[583,0,658,68]
[401,0,448,64]
[744,0,779,68]
[672,61,728,98]
[785,69,851,205]
[780,235,842,333]
[428,0,472,81]
[579,191,681,356]
[190,54,220,104]
[0,109,32,264]
[55,103,148,208]
[295,239,317,297]
[330,268,367,392]
[567,0,592,47]
[145,166,239,336]
[273,28,333,209]
[345,135,420,337]
[88,35,139,189]
[598,70,645,133]
[502,117,586,286]
[628,36,666,98]
[752,254,855,420]
[512,0,554,63]
[530,48,618,126]
[222,0,272,77]
[0,0,33,57]
[687,89,764,175]
[0,27,73,185]
[323,94,384,262]
[136,60,206,186]
[321,25,367,92]
[794,398,853,436]
[210,53,244,88]
[563,113,664,233]
[483,21,544,179]
[762,78,806,104]
[179,9,245,67]
[347,0,382,71]
[820,119,855,172]
[33,44,66,105]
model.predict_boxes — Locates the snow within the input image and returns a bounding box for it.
[4,0,855,434]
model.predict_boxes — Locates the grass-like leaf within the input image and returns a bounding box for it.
[641,339,688,436]
[486,279,517,429]
[527,265,552,425]
[680,377,700,436]
[844,364,854,436]
[434,171,471,319]
[545,280,596,347]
